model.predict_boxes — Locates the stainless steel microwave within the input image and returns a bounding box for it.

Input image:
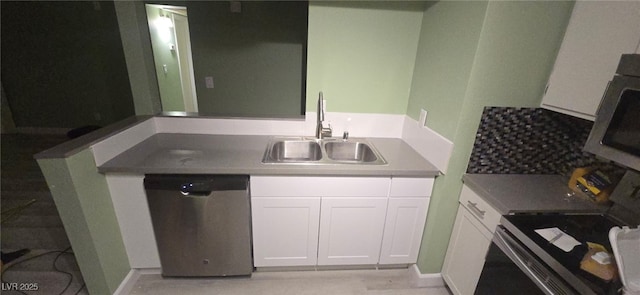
[584,54,640,171]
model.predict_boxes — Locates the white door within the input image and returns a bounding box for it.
[379,197,429,264]
[317,197,387,265]
[172,13,198,112]
[251,197,321,267]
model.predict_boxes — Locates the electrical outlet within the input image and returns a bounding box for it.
[419,109,428,127]
[205,77,214,89]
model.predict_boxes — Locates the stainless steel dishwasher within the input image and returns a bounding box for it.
[144,174,252,277]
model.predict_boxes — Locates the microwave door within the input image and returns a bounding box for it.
[584,75,640,171]
[601,88,640,156]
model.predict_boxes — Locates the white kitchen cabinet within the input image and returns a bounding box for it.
[317,197,388,265]
[251,197,321,267]
[442,185,500,295]
[250,176,434,268]
[379,177,433,264]
[441,206,492,295]
[251,176,390,267]
[541,1,640,120]
[379,198,429,264]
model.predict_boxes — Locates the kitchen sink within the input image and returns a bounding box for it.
[266,140,322,162]
[324,141,379,163]
[262,137,386,165]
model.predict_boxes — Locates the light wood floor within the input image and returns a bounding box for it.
[130,268,452,295]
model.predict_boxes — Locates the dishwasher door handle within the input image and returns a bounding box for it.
[180,181,213,196]
[180,190,212,197]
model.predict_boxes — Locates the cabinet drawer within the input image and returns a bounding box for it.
[389,177,434,197]
[459,185,501,233]
[250,176,390,197]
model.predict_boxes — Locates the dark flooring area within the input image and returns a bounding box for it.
[1,133,87,294]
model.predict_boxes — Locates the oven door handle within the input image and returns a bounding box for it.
[493,227,570,295]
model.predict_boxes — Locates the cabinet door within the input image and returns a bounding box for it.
[317,197,387,265]
[541,1,640,120]
[251,197,321,267]
[442,205,493,295]
[379,197,429,264]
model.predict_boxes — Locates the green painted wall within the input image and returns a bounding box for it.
[146,5,185,112]
[37,150,130,294]
[411,1,574,273]
[406,1,487,140]
[306,2,423,113]
[1,1,135,129]
[187,1,307,118]
[114,1,163,116]
[121,2,424,117]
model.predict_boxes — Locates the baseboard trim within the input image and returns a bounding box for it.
[256,266,317,272]
[255,264,403,272]
[114,269,141,295]
[410,264,445,288]
[114,266,441,292]
[113,268,162,294]
[136,267,162,275]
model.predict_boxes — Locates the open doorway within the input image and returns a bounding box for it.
[145,4,198,113]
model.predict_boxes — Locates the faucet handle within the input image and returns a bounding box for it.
[321,123,332,138]
[343,131,349,140]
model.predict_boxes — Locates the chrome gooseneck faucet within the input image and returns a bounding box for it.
[316,92,332,139]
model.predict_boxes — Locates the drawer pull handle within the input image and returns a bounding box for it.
[467,201,486,218]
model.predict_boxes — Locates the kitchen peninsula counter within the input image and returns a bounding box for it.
[98,133,440,177]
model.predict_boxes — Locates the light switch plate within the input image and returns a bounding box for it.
[205,77,214,89]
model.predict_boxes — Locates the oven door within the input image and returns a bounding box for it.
[475,226,577,295]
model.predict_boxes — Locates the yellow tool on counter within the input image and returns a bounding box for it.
[569,167,614,204]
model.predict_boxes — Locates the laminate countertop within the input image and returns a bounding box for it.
[462,174,609,215]
[98,133,440,177]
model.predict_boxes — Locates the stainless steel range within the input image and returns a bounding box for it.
[497,214,626,294]
[475,170,639,295]
[474,54,640,295]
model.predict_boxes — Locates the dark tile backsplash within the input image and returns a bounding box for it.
[466,107,624,178]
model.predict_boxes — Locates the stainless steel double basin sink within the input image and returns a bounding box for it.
[262,137,387,165]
